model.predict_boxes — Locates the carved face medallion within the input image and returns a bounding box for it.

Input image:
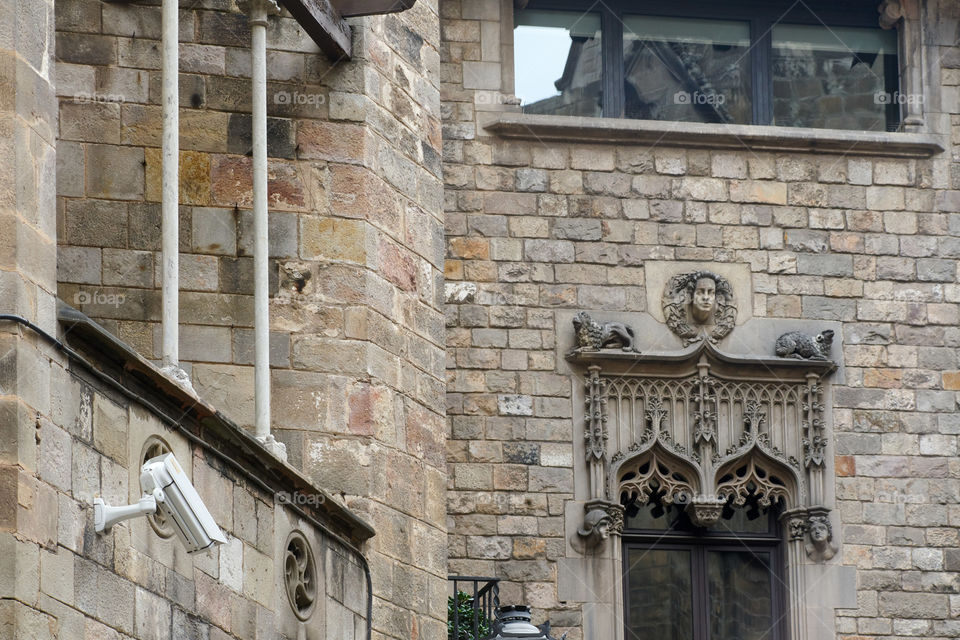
[691,277,717,323]
[661,270,737,345]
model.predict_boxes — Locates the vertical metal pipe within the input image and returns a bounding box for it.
[251,12,270,442]
[244,0,284,459]
[161,0,179,369]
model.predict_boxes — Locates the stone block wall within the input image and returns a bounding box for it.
[440,0,960,638]
[0,329,370,639]
[52,0,448,637]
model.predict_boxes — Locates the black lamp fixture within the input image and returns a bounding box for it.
[484,606,565,640]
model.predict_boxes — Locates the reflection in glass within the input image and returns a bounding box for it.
[772,24,899,130]
[622,15,752,124]
[708,551,775,640]
[626,548,693,640]
[514,11,602,117]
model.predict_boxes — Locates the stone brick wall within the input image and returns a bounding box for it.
[1,327,370,639]
[440,0,960,638]
[53,0,448,638]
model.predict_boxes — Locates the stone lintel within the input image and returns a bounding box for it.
[487,113,945,159]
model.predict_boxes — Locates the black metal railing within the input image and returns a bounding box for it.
[448,575,500,640]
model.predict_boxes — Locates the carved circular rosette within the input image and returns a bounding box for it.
[141,437,175,539]
[284,531,318,621]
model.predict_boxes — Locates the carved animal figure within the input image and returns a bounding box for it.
[572,311,636,352]
[775,329,834,360]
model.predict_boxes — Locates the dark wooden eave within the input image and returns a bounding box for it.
[283,0,418,60]
[332,0,416,16]
[280,0,353,60]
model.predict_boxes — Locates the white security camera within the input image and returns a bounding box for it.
[94,452,227,553]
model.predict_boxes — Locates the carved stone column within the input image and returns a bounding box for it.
[803,373,826,506]
[783,508,810,640]
[584,365,607,500]
[879,0,924,131]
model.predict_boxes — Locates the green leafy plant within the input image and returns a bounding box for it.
[448,590,492,640]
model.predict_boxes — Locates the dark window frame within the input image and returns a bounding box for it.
[622,509,788,640]
[519,0,901,128]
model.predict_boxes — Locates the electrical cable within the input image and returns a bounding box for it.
[0,314,374,640]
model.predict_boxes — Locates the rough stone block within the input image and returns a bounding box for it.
[498,394,533,416]
[524,239,573,263]
[729,180,786,205]
[57,246,101,285]
[102,249,153,288]
[85,144,144,200]
[65,199,128,248]
[92,395,127,464]
[191,207,237,256]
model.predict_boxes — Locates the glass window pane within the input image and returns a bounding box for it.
[708,551,775,640]
[625,499,678,530]
[622,15,752,124]
[625,548,693,640]
[514,11,603,117]
[772,24,899,131]
[716,499,775,534]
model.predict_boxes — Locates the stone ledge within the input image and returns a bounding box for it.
[56,301,376,544]
[486,113,945,159]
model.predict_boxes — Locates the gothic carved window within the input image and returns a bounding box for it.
[570,290,839,640]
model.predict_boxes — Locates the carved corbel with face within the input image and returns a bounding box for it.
[576,500,624,551]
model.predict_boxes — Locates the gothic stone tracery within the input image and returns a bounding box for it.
[572,337,835,560]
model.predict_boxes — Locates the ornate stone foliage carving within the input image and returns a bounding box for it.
[618,451,698,506]
[803,379,826,469]
[584,366,607,462]
[687,497,726,527]
[716,456,791,508]
[785,511,809,540]
[661,271,737,345]
[572,338,835,565]
[572,311,637,352]
[692,375,717,445]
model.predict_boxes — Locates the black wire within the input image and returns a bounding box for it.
[1,314,374,640]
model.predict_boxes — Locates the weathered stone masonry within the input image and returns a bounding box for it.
[39,0,449,638]
[441,0,960,638]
